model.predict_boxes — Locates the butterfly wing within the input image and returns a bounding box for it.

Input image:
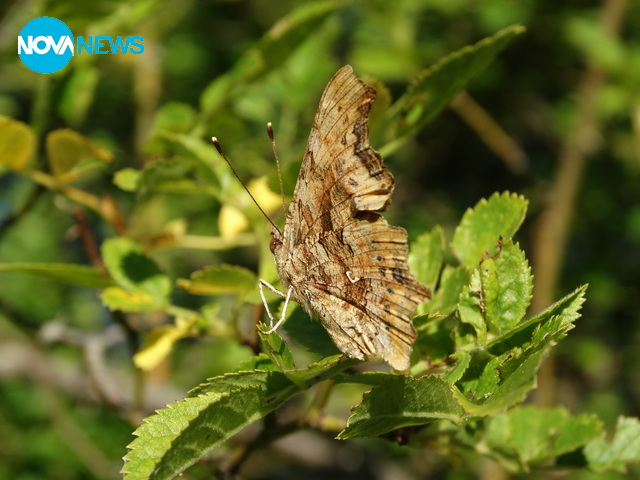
[300,213,430,370]
[273,65,430,370]
[282,65,395,248]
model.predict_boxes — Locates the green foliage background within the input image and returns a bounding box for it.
[0,0,639,479]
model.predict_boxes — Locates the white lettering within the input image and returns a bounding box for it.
[55,36,74,55]
[17,36,31,54]
[33,36,50,54]
[17,35,74,55]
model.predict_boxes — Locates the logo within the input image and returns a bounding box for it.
[18,16,145,74]
[18,17,73,74]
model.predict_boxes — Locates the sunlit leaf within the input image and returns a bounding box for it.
[338,375,463,439]
[134,317,199,371]
[123,357,350,480]
[380,25,526,156]
[481,239,533,332]
[476,406,602,472]
[0,262,112,289]
[584,416,640,473]
[101,238,171,301]
[0,116,35,171]
[113,168,141,191]
[200,1,340,114]
[408,225,444,291]
[452,191,528,267]
[46,129,113,181]
[177,264,256,295]
[101,286,166,312]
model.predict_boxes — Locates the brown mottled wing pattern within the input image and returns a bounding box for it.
[271,65,431,370]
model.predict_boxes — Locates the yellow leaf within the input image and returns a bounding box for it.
[46,128,113,181]
[0,116,35,171]
[101,286,164,312]
[218,176,282,237]
[219,204,249,238]
[133,317,198,371]
[247,177,282,214]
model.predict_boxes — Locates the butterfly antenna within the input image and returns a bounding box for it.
[212,137,281,235]
[267,123,288,218]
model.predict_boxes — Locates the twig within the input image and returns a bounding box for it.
[450,90,528,174]
[73,208,106,273]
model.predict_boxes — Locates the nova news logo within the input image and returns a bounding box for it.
[18,16,144,74]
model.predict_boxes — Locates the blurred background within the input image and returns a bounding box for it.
[0,0,639,478]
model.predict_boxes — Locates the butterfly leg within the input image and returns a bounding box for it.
[258,280,293,334]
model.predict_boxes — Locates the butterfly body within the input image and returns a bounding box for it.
[269,66,430,371]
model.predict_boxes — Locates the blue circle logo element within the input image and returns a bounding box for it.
[18,17,74,74]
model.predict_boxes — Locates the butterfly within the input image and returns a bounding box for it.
[258,65,431,371]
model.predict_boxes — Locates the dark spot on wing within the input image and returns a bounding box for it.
[392,267,406,285]
[319,212,333,234]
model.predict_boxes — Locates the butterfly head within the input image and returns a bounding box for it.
[269,224,283,255]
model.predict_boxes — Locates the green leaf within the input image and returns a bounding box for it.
[122,371,299,480]
[408,226,444,290]
[190,368,294,397]
[412,313,454,365]
[59,65,99,127]
[380,25,526,156]
[236,354,282,372]
[282,304,341,358]
[585,416,640,473]
[101,238,171,303]
[454,344,548,416]
[457,268,487,344]
[455,283,586,416]
[427,265,469,316]
[152,131,223,189]
[199,1,340,116]
[0,262,113,289]
[477,406,602,472]
[442,352,472,384]
[259,329,296,371]
[338,375,464,439]
[0,116,34,171]
[45,129,113,182]
[488,284,588,355]
[101,287,166,312]
[452,192,528,267]
[150,101,197,135]
[177,264,257,295]
[481,239,533,332]
[113,168,141,192]
[135,157,205,194]
[124,358,353,479]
